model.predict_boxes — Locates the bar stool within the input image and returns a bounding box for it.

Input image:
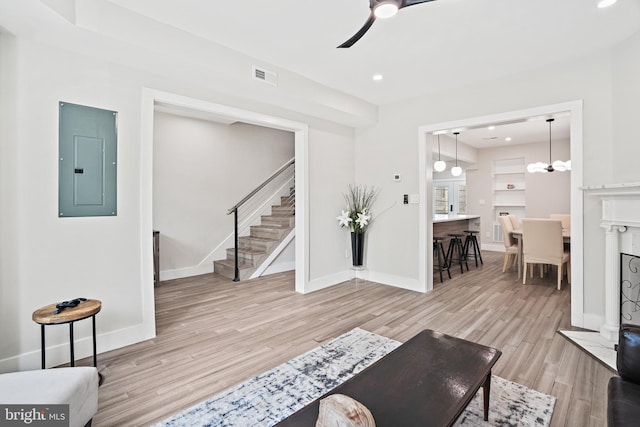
[446,233,469,274]
[433,236,451,283]
[463,229,483,267]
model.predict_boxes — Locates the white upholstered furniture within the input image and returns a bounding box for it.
[508,215,521,230]
[522,218,571,290]
[498,215,519,273]
[549,213,571,229]
[0,367,99,427]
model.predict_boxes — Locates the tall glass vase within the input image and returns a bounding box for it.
[350,232,365,267]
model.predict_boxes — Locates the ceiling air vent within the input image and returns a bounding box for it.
[252,66,277,87]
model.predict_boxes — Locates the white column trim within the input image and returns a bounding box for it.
[600,223,627,340]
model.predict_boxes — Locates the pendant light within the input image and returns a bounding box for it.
[434,134,447,172]
[451,132,462,177]
[527,118,570,173]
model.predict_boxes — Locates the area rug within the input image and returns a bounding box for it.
[154,328,556,427]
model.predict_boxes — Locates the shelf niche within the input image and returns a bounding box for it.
[492,157,526,241]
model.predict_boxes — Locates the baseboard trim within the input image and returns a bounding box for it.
[356,270,422,292]
[0,323,152,374]
[305,269,422,294]
[262,261,296,276]
[305,270,354,294]
[582,313,604,332]
[160,264,213,281]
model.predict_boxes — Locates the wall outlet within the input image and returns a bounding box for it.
[485,231,491,238]
[479,199,485,205]
[394,174,401,182]
[409,194,420,204]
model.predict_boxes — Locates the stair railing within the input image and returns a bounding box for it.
[227,157,295,282]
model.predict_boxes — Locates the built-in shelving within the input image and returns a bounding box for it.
[492,157,526,241]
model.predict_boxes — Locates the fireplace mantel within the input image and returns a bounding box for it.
[559,183,640,371]
[581,182,640,340]
[581,182,640,195]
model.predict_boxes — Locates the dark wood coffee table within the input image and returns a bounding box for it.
[275,329,501,427]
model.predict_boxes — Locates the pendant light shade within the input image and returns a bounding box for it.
[527,118,570,173]
[433,134,447,172]
[451,132,462,177]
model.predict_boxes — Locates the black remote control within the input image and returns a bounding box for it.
[53,297,88,314]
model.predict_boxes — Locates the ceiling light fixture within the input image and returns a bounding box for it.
[505,137,512,142]
[597,0,617,8]
[527,118,571,173]
[451,132,463,177]
[374,1,400,18]
[372,74,384,81]
[434,134,447,172]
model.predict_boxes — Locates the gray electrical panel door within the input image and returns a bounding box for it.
[59,102,117,217]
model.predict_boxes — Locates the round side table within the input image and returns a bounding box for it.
[32,299,102,369]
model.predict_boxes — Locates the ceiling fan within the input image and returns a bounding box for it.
[338,0,437,48]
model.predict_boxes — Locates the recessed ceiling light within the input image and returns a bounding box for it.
[488,126,495,131]
[597,0,617,8]
[432,130,448,135]
[372,74,384,81]
[505,137,512,142]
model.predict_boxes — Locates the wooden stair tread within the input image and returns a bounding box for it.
[214,190,295,281]
[251,224,292,230]
[239,236,279,243]
[229,247,266,255]
[214,259,254,269]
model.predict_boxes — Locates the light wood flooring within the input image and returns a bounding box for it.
[89,251,615,426]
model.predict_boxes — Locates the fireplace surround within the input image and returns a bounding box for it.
[561,182,640,370]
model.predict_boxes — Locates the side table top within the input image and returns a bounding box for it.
[32,299,102,325]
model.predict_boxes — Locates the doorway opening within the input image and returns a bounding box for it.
[418,100,584,327]
[139,89,310,340]
[152,105,295,282]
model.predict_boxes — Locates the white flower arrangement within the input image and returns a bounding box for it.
[336,185,380,234]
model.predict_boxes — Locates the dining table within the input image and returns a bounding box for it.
[510,228,571,279]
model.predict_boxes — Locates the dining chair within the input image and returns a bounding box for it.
[549,213,571,229]
[508,215,521,230]
[522,218,570,290]
[498,215,519,273]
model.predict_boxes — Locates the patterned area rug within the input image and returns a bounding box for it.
[154,328,555,427]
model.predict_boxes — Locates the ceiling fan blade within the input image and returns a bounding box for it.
[337,12,376,48]
[401,0,437,9]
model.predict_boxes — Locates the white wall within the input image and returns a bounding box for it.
[0,35,357,372]
[0,35,21,368]
[354,47,618,320]
[307,127,356,289]
[612,30,640,184]
[466,140,571,248]
[153,112,294,277]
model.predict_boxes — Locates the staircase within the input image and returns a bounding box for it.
[213,192,294,281]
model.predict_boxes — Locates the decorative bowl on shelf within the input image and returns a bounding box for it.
[506,184,515,190]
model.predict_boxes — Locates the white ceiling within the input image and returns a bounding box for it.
[103,0,640,106]
[2,0,638,144]
[439,113,571,149]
